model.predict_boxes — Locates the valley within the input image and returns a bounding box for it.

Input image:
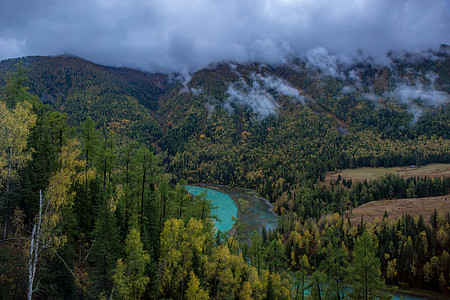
[0,48,449,299]
[1,0,449,297]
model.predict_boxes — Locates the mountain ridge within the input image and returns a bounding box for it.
[1,49,449,200]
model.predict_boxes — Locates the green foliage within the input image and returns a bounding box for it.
[113,227,150,300]
[1,56,164,143]
[265,239,285,273]
[320,242,348,299]
[90,197,121,297]
[1,54,449,206]
[1,61,38,108]
[250,230,264,275]
[186,271,209,300]
[158,218,206,298]
[346,232,388,299]
[1,50,449,299]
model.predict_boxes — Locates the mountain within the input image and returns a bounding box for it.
[0,55,172,143]
[1,47,449,200]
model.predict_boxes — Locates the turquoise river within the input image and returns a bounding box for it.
[186,185,427,300]
[186,184,278,235]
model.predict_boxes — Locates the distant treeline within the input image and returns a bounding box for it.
[280,173,450,220]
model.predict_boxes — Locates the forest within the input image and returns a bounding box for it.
[0,49,449,299]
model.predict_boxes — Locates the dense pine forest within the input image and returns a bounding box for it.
[0,46,449,299]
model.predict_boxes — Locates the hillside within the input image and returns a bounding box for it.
[1,47,449,202]
[1,48,450,299]
[0,55,172,143]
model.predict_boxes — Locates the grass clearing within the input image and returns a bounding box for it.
[325,163,450,183]
[349,195,450,224]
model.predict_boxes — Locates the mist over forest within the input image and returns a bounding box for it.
[1,0,449,299]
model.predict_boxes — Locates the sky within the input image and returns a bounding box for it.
[0,0,449,72]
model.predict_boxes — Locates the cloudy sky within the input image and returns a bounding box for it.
[0,0,448,72]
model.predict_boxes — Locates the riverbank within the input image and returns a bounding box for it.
[393,287,450,300]
[187,183,278,237]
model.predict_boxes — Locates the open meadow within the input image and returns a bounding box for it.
[326,163,450,183]
[349,195,450,224]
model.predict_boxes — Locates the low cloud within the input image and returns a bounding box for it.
[305,47,348,79]
[168,72,192,92]
[385,81,449,123]
[425,71,439,85]
[253,73,305,102]
[363,93,380,102]
[341,86,355,94]
[387,83,449,106]
[226,77,280,120]
[0,0,448,72]
[225,73,303,120]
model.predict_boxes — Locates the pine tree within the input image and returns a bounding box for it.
[78,117,100,235]
[265,239,285,273]
[265,273,275,300]
[2,61,37,109]
[250,230,264,275]
[185,271,209,300]
[90,195,120,297]
[321,243,348,299]
[346,232,388,300]
[19,107,68,228]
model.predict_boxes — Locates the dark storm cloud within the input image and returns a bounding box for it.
[0,0,449,72]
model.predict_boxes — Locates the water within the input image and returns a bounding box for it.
[186,185,278,236]
[187,185,426,300]
[293,283,425,300]
[185,185,238,232]
[392,295,424,300]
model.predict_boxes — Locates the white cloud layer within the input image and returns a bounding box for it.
[386,81,449,123]
[0,0,449,71]
[225,72,303,120]
[226,77,280,120]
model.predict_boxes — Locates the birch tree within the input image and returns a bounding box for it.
[27,139,90,299]
[0,100,36,238]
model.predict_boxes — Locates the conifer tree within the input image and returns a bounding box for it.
[77,117,100,236]
[90,195,120,297]
[346,232,389,300]
[250,230,264,275]
[185,271,209,300]
[321,242,348,299]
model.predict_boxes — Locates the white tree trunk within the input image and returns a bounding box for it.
[27,190,44,300]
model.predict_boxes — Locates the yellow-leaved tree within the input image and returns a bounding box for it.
[186,271,209,300]
[113,227,150,300]
[0,100,36,237]
[27,139,93,300]
[158,218,206,298]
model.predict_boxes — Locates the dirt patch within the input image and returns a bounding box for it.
[323,163,450,186]
[349,195,450,224]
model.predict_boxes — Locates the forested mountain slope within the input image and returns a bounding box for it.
[1,47,450,299]
[0,55,171,143]
[1,46,449,202]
